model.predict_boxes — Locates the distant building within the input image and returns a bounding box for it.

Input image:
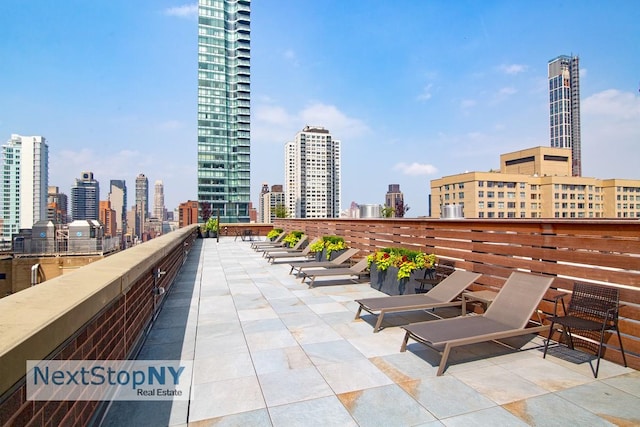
[108,180,127,243]
[385,184,406,217]
[179,200,199,228]
[549,55,581,176]
[47,186,68,224]
[431,146,640,219]
[135,174,149,239]
[71,172,99,221]
[153,180,166,221]
[99,200,117,237]
[260,184,285,223]
[285,126,341,218]
[197,0,251,223]
[1,134,49,242]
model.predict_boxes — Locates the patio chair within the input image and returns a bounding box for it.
[260,235,308,257]
[251,232,285,249]
[355,270,482,332]
[265,237,321,263]
[542,282,627,378]
[289,248,361,276]
[400,271,554,376]
[301,258,370,288]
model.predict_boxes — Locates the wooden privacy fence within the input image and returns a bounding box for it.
[274,218,640,369]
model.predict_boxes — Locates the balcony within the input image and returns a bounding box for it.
[0,219,638,425]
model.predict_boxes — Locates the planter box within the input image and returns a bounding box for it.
[314,248,347,261]
[370,265,428,295]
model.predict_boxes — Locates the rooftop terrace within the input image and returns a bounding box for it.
[98,236,639,426]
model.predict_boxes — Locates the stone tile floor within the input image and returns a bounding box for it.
[100,238,639,426]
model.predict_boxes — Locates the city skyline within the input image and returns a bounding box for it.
[1,1,639,216]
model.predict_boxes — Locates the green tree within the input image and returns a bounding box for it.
[274,204,288,218]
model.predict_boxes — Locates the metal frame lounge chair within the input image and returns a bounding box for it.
[355,270,482,332]
[301,258,370,288]
[400,271,554,376]
[260,235,308,257]
[251,232,286,250]
[289,248,361,276]
[265,237,321,263]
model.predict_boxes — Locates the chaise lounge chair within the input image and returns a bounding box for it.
[400,271,554,376]
[301,258,370,288]
[355,270,482,332]
[289,248,361,276]
[265,237,321,263]
[252,232,286,250]
[259,235,308,256]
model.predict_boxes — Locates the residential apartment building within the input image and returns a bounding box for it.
[99,200,117,237]
[108,180,127,242]
[47,186,68,225]
[0,134,48,242]
[71,172,99,221]
[260,184,285,223]
[179,200,199,228]
[431,146,640,219]
[153,180,165,221]
[197,0,251,223]
[549,55,581,176]
[285,126,341,219]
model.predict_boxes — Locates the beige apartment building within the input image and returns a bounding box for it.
[431,147,640,219]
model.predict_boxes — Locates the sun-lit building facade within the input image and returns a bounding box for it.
[197,0,251,222]
[431,147,640,219]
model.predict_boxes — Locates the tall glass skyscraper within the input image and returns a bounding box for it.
[197,0,251,223]
[71,172,99,221]
[548,55,581,177]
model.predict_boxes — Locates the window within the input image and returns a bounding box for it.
[487,191,494,198]
[478,191,484,197]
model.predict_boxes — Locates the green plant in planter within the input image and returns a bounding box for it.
[368,248,437,280]
[309,236,348,259]
[205,217,219,235]
[282,230,303,247]
[266,228,283,241]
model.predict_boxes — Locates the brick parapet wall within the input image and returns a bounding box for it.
[0,226,197,427]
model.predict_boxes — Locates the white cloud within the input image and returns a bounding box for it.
[393,162,438,176]
[299,103,370,140]
[417,84,433,101]
[499,64,527,75]
[461,99,477,109]
[163,4,197,18]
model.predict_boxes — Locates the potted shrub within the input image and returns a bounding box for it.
[282,230,303,247]
[266,228,283,241]
[309,236,348,261]
[367,248,437,295]
[205,217,219,238]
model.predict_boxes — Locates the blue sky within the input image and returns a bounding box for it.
[1,1,639,216]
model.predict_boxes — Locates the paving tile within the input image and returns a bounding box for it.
[188,409,272,427]
[441,406,529,426]
[192,352,255,384]
[245,328,299,351]
[337,384,436,426]
[399,375,495,419]
[302,340,367,366]
[189,376,265,421]
[241,318,288,334]
[496,356,593,392]
[290,324,344,345]
[237,306,279,322]
[556,381,640,424]
[503,393,613,426]
[269,396,356,427]
[316,358,393,394]
[602,370,640,397]
[258,366,334,407]
[454,364,548,405]
[252,346,314,375]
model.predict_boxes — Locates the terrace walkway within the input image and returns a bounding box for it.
[100,237,639,426]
